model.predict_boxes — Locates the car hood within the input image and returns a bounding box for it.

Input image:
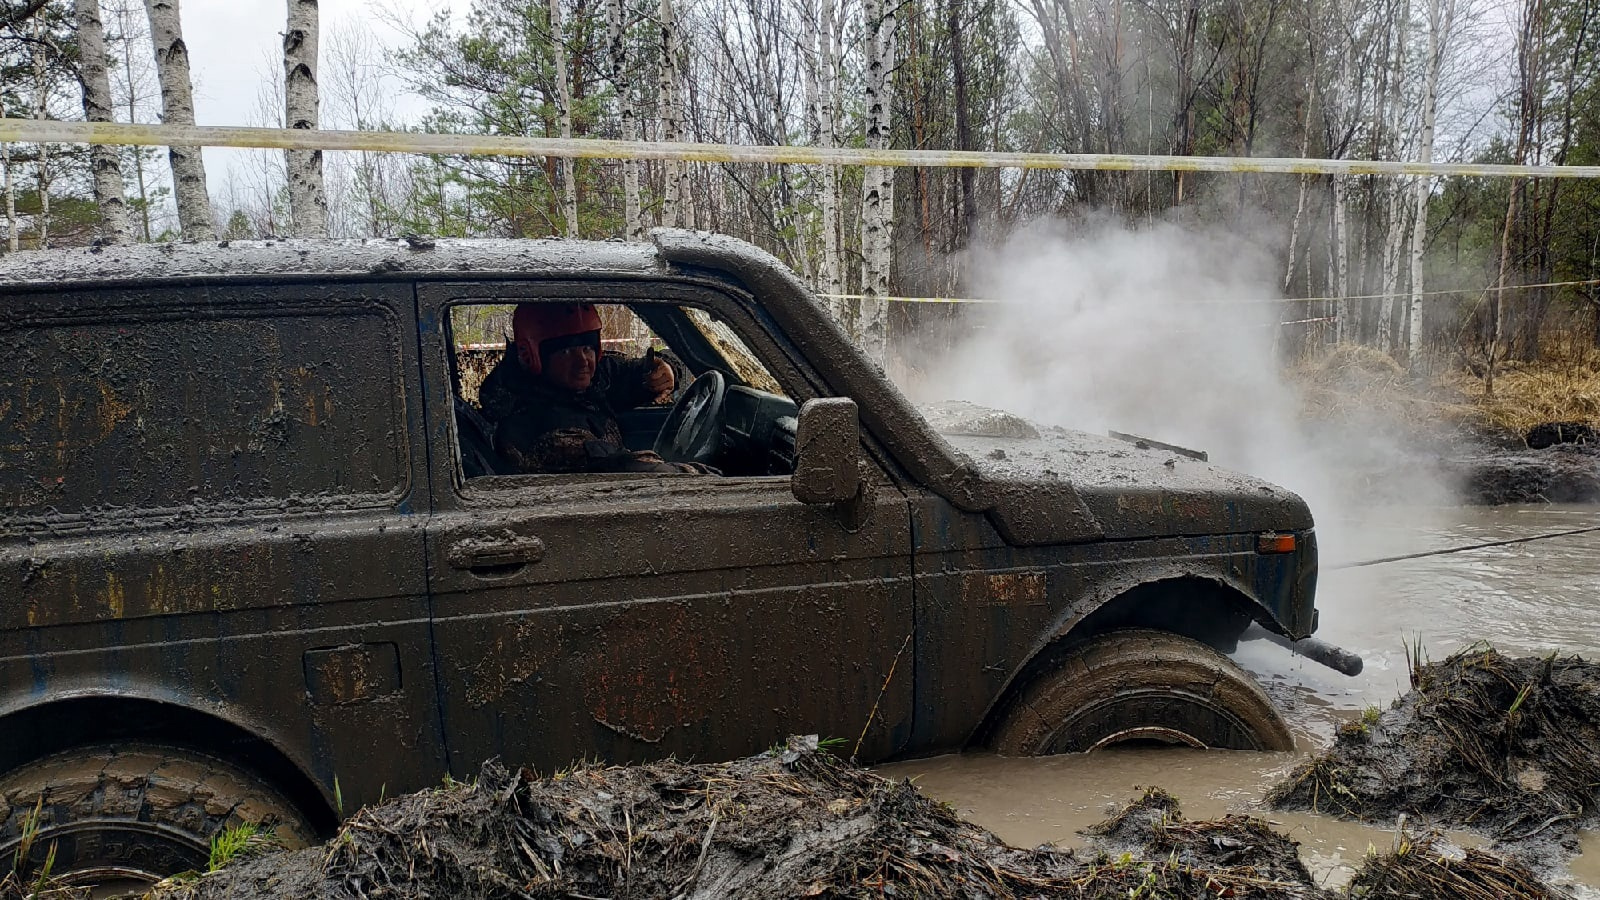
[919,402,1312,543]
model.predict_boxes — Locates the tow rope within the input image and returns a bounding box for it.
[1330,524,1600,570]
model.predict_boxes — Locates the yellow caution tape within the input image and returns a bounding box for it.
[4,118,1600,179]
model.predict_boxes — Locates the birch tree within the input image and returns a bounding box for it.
[658,0,683,226]
[284,0,327,237]
[145,0,213,238]
[859,0,895,364]
[73,0,132,243]
[3,142,14,252]
[1406,0,1457,364]
[607,0,644,240]
[550,0,578,237]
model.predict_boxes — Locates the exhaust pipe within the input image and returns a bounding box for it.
[1241,624,1365,676]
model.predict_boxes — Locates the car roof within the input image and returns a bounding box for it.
[0,236,668,289]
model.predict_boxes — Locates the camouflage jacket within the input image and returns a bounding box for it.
[478,351,680,474]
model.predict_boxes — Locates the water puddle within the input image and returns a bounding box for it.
[880,504,1600,891]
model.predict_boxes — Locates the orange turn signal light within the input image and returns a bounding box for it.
[1257,533,1297,554]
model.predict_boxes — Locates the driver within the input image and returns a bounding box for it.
[478,302,713,474]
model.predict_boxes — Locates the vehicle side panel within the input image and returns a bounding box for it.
[0,283,445,812]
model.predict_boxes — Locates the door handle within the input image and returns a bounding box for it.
[447,533,545,571]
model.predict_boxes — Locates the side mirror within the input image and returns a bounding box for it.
[792,397,862,505]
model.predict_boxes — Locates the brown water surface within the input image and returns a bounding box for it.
[880,504,1600,894]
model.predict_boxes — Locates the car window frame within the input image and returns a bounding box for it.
[426,277,824,501]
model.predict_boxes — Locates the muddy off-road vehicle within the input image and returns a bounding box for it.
[0,230,1323,887]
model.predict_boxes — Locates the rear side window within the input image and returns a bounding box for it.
[1,296,408,521]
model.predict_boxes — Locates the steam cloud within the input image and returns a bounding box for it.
[899,217,1453,567]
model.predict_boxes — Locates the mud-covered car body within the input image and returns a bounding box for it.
[0,230,1316,841]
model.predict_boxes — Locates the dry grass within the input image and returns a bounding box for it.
[1293,344,1600,442]
[1442,352,1600,438]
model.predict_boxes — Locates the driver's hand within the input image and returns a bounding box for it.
[643,355,675,401]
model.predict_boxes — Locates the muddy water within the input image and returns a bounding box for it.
[880,504,1600,893]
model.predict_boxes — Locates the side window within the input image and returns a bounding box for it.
[1,296,408,522]
[447,300,795,482]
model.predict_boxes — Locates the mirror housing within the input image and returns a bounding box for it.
[792,397,862,505]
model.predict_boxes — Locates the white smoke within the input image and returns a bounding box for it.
[898,216,1454,566]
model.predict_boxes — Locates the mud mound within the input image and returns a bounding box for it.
[1449,443,1600,503]
[1526,421,1598,449]
[151,741,1342,900]
[1083,788,1324,898]
[153,737,1082,899]
[143,739,1587,900]
[1269,646,1600,859]
[1346,835,1573,899]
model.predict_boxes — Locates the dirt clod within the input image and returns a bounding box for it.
[1269,645,1600,868]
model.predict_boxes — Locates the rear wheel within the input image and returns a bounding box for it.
[988,628,1294,754]
[0,744,312,891]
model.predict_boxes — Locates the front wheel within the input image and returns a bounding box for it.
[988,628,1294,754]
[0,743,313,891]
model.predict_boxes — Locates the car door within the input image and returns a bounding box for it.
[417,280,915,775]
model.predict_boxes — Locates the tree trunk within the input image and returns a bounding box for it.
[1376,0,1411,353]
[550,0,578,237]
[73,0,132,243]
[145,0,214,239]
[113,0,153,241]
[658,0,680,227]
[948,0,974,246]
[32,14,50,248]
[1331,176,1349,343]
[1407,0,1455,366]
[2,142,14,252]
[607,0,643,241]
[819,0,843,313]
[283,0,327,237]
[858,0,895,365]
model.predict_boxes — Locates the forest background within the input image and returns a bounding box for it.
[2,0,1598,394]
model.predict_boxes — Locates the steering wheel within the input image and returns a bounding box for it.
[653,370,728,464]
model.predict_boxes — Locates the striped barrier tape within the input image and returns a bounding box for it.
[4,118,1600,179]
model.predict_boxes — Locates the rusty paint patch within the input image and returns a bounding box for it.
[964,571,1047,607]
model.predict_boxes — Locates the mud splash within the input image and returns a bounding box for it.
[1270,646,1600,870]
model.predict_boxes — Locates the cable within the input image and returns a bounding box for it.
[1329,524,1600,569]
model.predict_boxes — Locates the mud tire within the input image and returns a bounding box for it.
[989,629,1294,754]
[0,744,311,889]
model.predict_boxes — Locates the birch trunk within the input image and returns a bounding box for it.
[549,0,578,237]
[145,0,214,239]
[32,16,50,248]
[607,0,644,241]
[1331,176,1350,343]
[1407,0,1456,365]
[1376,0,1411,352]
[820,0,844,315]
[858,0,895,365]
[658,0,679,226]
[283,0,327,237]
[115,0,152,241]
[73,0,132,243]
[1284,59,1316,293]
[2,143,14,252]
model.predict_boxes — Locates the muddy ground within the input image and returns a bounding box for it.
[122,727,1579,900]
[1271,646,1600,874]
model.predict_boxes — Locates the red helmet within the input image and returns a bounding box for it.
[512,302,603,375]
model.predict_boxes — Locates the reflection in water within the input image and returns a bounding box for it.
[880,505,1600,893]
